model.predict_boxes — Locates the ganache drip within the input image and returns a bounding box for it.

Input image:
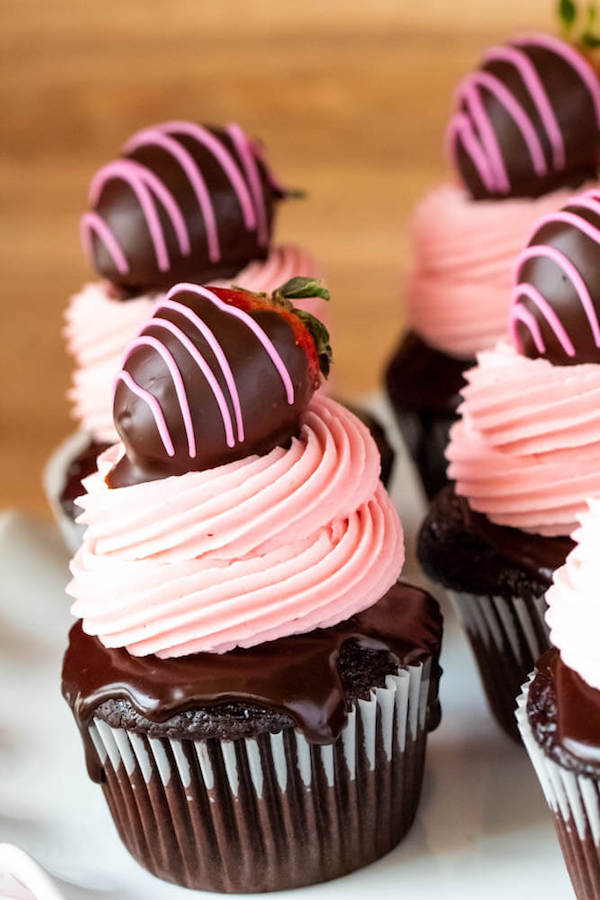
[62,584,443,782]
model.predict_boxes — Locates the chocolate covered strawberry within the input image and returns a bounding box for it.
[81,122,287,293]
[109,277,331,486]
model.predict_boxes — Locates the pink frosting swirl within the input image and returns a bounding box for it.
[546,499,600,689]
[65,244,324,443]
[65,283,157,443]
[68,395,404,657]
[407,182,594,358]
[447,341,600,536]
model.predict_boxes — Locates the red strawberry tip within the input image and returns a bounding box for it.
[217,279,332,382]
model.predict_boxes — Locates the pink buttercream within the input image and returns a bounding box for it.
[546,499,600,689]
[65,244,324,443]
[67,396,404,657]
[65,283,157,444]
[407,182,594,359]
[447,342,600,536]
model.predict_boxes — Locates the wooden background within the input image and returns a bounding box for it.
[1,0,555,515]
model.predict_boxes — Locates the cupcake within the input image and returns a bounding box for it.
[46,120,325,551]
[518,498,600,898]
[419,186,600,740]
[61,280,443,893]
[385,32,600,501]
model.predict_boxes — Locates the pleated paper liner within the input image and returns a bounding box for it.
[87,660,434,893]
[449,590,549,742]
[518,677,600,899]
[43,432,90,554]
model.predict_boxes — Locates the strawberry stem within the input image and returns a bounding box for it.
[283,187,307,200]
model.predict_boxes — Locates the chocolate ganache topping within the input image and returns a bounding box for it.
[109,278,332,487]
[418,486,574,599]
[511,188,600,364]
[447,34,600,201]
[529,649,600,776]
[80,122,287,293]
[62,583,443,782]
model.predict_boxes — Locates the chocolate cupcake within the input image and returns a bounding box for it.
[45,120,327,550]
[385,32,600,500]
[62,281,442,893]
[419,187,600,740]
[518,499,600,898]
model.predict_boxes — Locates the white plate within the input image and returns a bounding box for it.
[0,397,573,899]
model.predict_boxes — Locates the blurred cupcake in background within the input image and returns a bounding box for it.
[518,498,600,899]
[62,280,443,893]
[45,120,324,550]
[385,30,600,501]
[419,186,600,740]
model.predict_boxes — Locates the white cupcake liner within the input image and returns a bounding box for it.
[518,677,600,898]
[43,432,90,554]
[449,590,549,740]
[85,660,434,893]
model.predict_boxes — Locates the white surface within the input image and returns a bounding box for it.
[0,397,574,899]
[0,845,65,900]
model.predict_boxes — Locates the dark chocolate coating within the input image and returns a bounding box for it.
[61,582,443,782]
[385,332,471,499]
[515,202,600,364]
[59,438,110,523]
[418,485,573,600]
[110,286,315,486]
[87,124,283,293]
[453,40,600,201]
[529,649,600,777]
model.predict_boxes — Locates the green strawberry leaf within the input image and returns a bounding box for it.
[277,277,330,302]
[559,0,578,30]
[582,29,600,44]
[293,309,333,379]
[582,3,600,44]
